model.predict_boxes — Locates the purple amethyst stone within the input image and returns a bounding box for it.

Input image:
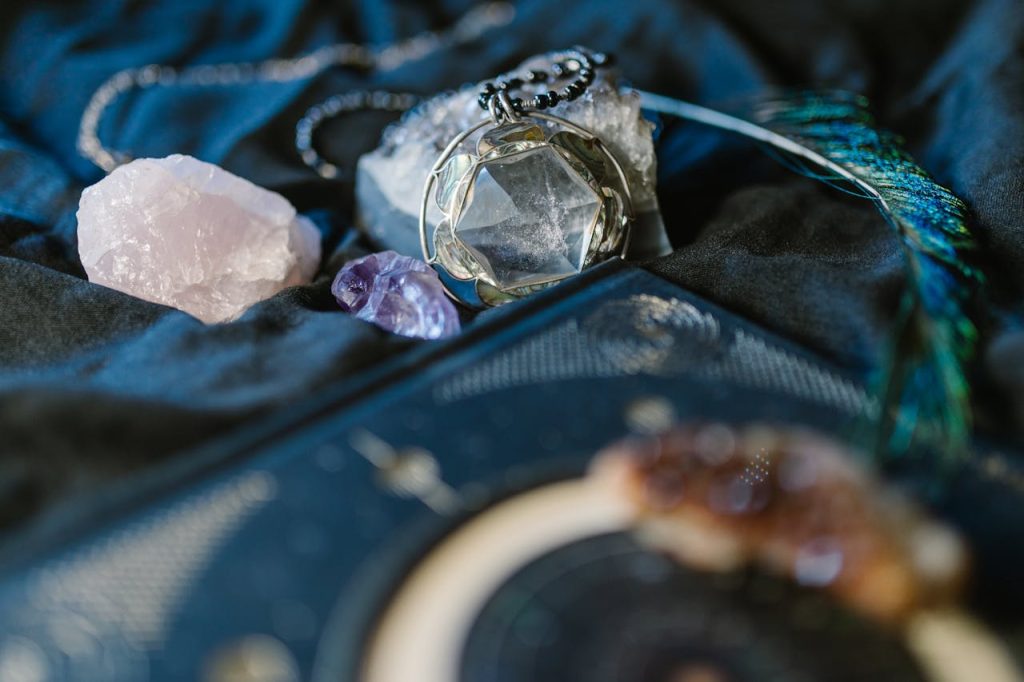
[331,251,460,340]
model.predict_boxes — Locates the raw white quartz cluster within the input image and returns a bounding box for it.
[77,155,321,324]
[356,54,668,259]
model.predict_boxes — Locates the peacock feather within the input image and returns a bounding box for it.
[637,89,983,463]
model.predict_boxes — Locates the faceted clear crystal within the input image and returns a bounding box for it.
[452,146,602,290]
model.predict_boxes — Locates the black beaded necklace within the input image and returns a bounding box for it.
[476,47,611,118]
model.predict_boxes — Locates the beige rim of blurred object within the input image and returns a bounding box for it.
[361,478,1021,682]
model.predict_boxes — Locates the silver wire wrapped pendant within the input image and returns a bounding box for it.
[420,91,633,308]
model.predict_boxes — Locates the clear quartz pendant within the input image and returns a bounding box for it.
[420,113,633,308]
[454,146,601,289]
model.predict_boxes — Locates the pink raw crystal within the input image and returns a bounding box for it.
[77,154,321,323]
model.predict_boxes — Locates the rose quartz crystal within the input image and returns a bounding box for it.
[77,155,321,323]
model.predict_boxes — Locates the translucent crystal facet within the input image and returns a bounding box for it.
[452,146,602,290]
[77,154,321,324]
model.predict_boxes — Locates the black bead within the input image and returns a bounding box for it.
[547,89,561,104]
[528,69,548,83]
[534,93,550,109]
[551,62,567,77]
[511,97,524,113]
[477,94,490,110]
[483,81,496,93]
[579,68,594,81]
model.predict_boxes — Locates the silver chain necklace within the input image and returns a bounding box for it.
[77,2,514,173]
[295,89,419,180]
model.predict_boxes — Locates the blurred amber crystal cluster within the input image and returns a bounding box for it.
[591,424,967,623]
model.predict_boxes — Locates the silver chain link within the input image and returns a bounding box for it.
[77,2,514,173]
[295,90,420,179]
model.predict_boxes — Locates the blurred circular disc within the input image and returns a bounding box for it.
[460,532,925,682]
[360,478,924,682]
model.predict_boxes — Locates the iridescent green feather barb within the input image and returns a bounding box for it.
[638,90,983,462]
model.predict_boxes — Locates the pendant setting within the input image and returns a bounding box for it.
[420,108,633,308]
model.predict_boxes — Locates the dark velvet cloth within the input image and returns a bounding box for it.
[0,0,1022,528]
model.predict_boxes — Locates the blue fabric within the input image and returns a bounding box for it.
[0,264,935,680]
[1,0,1022,529]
